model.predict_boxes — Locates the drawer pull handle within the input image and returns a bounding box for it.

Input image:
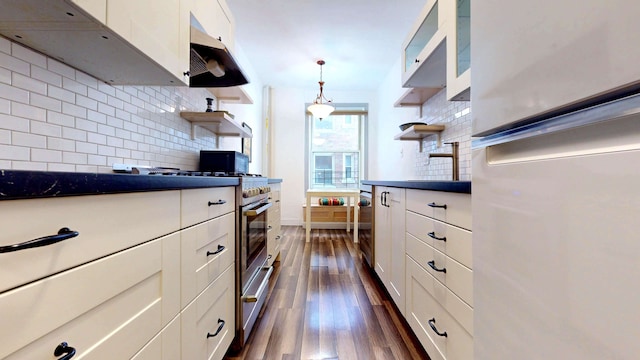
[276,235,281,240]
[206,319,225,338]
[428,318,448,337]
[268,225,273,230]
[206,244,225,256]
[428,202,447,209]
[428,232,447,242]
[427,260,446,273]
[0,228,79,254]
[54,342,76,359]
[208,199,226,206]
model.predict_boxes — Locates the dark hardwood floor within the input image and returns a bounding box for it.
[225,226,430,360]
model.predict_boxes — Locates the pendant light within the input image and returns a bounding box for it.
[307,60,335,120]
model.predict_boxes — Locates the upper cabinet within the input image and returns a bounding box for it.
[446,0,470,101]
[472,0,640,136]
[397,0,471,106]
[0,0,189,86]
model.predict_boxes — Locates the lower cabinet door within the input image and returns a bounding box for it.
[181,265,235,360]
[406,257,473,360]
[131,315,181,360]
[0,235,177,359]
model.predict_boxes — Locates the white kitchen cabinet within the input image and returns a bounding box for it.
[374,186,406,314]
[0,191,180,294]
[267,182,282,266]
[471,0,640,136]
[68,0,107,23]
[445,0,470,101]
[405,189,472,359]
[106,0,185,84]
[401,0,447,92]
[0,232,181,360]
[0,184,238,359]
[181,265,235,360]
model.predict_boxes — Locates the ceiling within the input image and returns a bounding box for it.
[226,0,426,92]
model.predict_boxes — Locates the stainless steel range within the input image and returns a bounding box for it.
[112,164,273,350]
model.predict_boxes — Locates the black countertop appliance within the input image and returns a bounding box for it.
[199,150,249,175]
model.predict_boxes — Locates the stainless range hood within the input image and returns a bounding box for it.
[189,25,248,88]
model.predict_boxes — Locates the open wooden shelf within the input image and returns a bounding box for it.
[207,86,253,104]
[394,87,442,107]
[180,111,252,139]
[394,124,445,151]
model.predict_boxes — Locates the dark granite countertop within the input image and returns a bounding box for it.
[0,170,240,201]
[361,180,471,194]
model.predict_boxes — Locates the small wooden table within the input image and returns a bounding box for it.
[305,189,359,243]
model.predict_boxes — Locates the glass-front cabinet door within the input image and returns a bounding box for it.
[447,0,471,100]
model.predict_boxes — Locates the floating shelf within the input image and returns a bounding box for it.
[180,111,252,139]
[207,86,253,104]
[394,87,442,107]
[394,124,445,151]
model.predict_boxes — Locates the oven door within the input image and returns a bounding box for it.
[240,199,272,293]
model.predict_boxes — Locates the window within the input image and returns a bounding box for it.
[307,105,367,189]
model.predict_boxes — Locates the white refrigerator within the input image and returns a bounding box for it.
[472,1,640,359]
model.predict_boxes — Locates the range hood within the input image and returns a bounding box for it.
[189,26,248,88]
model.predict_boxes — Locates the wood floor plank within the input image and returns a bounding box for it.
[224,226,430,360]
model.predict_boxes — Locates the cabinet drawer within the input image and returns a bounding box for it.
[406,233,473,307]
[0,191,180,294]
[131,315,181,360]
[406,258,473,360]
[406,211,472,268]
[406,189,471,230]
[182,265,235,360]
[181,187,235,228]
[181,212,235,307]
[0,234,180,359]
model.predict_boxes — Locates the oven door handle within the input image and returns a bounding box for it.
[243,202,273,216]
[243,266,274,303]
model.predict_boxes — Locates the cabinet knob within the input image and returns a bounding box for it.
[415,59,420,63]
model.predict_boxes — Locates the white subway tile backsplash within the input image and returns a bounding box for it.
[47,111,75,127]
[115,148,130,158]
[12,42,46,67]
[76,141,97,154]
[62,102,86,118]
[62,127,87,142]
[31,121,62,137]
[98,145,115,156]
[31,65,62,87]
[47,58,75,79]
[87,154,106,166]
[115,108,130,121]
[48,137,75,152]
[0,144,30,160]
[13,132,46,148]
[87,109,107,124]
[115,128,130,140]
[32,148,62,162]
[87,132,107,145]
[0,67,10,84]
[75,70,98,89]
[107,136,123,148]
[62,77,88,96]
[87,87,108,103]
[75,118,97,132]
[48,86,75,103]
[0,52,30,75]
[76,94,98,111]
[63,151,87,164]
[97,82,116,97]
[123,139,138,150]
[0,113,29,132]
[0,37,10,54]
[0,83,29,103]
[13,161,47,171]
[12,102,46,122]
[98,102,116,117]
[76,164,98,172]
[115,88,131,103]
[30,93,62,112]
[48,163,76,172]
[107,96,124,110]
[97,124,115,137]
[0,98,9,114]
[0,129,10,144]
